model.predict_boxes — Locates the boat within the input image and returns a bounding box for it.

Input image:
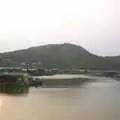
[0,72,29,94]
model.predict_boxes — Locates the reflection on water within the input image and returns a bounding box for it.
[0,80,120,120]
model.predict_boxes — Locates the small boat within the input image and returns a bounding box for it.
[0,72,29,94]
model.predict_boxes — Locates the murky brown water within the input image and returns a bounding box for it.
[0,80,120,120]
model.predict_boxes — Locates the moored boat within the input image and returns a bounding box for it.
[0,72,29,94]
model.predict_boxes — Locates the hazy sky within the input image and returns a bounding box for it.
[0,0,119,56]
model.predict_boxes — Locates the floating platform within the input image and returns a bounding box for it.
[31,74,93,87]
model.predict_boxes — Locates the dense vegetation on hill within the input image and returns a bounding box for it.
[0,43,120,70]
[105,56,120,64]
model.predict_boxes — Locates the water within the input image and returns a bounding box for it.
[0,79,120,120]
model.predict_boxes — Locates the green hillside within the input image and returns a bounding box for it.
[105,56,120,64]
[0,43,120,70]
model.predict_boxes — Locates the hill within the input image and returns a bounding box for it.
[105,56,120,64]
[0,43,120,70]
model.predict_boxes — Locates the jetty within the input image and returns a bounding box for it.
[30,74,95,87]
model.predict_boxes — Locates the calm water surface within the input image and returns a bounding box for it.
[0,79,120,120]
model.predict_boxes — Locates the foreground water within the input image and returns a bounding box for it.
[0,79,120,120]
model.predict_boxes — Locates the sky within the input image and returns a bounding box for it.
[0,0,119,56]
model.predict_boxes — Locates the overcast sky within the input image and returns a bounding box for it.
[0,0,119,56]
